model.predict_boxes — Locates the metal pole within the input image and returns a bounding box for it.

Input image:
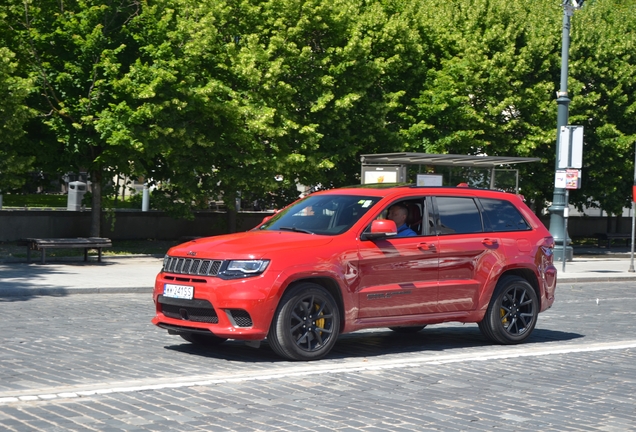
[142,184,150,211]
[563,190,569,273]
[548,2,575,262]
[630,204,635,272]
[630,142,636,272]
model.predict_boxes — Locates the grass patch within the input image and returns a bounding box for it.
[2,194,140,209]
[570,237,600,246]
[2,194,67,207]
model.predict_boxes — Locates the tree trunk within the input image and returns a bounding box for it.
[226,207,237,233]
[90,169,102,237]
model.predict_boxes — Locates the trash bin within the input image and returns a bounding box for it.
[67,181,87,211]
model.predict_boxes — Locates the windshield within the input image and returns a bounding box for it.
[258,194,381,235]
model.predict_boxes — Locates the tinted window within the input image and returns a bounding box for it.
[480,198,530,232]
[435,197,483,234]
[259,194,381,235]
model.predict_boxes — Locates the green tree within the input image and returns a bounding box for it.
[0,44,33,194]
[568,0,636,219]
[5,0,636,227]
[2,0,142,234]
[98,0,435,216]
[403,0,565,211]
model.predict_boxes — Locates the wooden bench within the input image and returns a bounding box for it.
[18,238,112,264]
[594,233,632,249]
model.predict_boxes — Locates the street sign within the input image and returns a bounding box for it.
[565,169,581,189]
[558,125,584,169]
[555,169,581,190]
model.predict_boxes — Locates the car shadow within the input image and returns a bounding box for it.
[163,325,583,363]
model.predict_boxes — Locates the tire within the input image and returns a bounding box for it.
[268,282,340,361]
[478,275,539,344]
[389,325,427,333]
[180,332,227,346]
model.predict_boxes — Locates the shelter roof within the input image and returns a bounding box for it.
[360,152,540,168]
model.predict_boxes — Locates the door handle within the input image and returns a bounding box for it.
[482,238,498,246]
[418,243,436,251]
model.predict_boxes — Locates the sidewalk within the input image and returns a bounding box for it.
[1,249,635,298]
[0,256,163,297]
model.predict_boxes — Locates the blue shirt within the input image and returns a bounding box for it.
[396,224,417,237]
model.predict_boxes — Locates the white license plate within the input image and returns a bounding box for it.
[163,284,194,300]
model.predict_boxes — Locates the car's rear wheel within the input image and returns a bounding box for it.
[180,332,227,346]
[389,325,426,333]
[478,275,538,344]
[268,282,340,361]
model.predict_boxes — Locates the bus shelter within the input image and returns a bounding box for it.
[360,152,540,193]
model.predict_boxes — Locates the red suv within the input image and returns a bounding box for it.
[152,185,557,360]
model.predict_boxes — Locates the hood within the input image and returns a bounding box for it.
[167,230,334,260]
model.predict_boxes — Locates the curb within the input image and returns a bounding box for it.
[557,276,636,283]
[0,286,154,298]
[0,254,164,264]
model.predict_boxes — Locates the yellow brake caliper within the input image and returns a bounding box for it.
[315,304,325,330]
[500,307,508,325]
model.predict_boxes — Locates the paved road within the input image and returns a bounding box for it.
[0,279,635,431]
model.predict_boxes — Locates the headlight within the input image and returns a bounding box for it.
[162,254,169,271]
[220,260,270,279]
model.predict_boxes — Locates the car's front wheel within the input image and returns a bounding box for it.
[268,282,340,361]
[478,275,539,344]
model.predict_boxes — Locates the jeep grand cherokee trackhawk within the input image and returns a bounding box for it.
[152,184,557,361]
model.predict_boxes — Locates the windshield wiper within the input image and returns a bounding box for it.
[278,226,314,235]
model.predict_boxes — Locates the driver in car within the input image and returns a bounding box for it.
[387,204,417,237]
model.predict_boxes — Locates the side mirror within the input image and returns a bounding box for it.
[261,214,274,224]
[361,219,398,240]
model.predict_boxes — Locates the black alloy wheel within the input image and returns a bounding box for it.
[478,275,539,344]
[269,282,340,361]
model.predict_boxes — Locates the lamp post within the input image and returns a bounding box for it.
[548,0,584,262]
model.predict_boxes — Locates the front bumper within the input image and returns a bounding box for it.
[151,272,278,340]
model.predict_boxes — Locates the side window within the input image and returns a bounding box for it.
[435,197,483,234]
[370,199,426,237]
[480,198,530,232]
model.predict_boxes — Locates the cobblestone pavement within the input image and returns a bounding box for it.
[0,281,635,431]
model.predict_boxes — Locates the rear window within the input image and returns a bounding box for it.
[480,198,530,232]
[435,197,483,234]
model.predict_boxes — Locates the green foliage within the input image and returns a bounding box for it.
[1,193,140,208]
[1,0,144,233]
[567,0,636,215]
[0,46,33,192]
[96,0,435,213]
[1,0,636,220]
[404,0,563,209]
[1,194,66,208]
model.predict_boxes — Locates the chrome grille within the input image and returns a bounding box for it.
[164,257,223,276]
